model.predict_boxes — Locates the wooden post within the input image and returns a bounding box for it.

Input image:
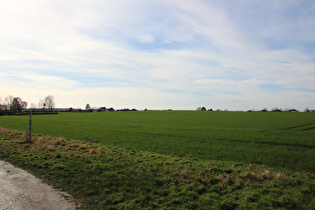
[29,111,32,143]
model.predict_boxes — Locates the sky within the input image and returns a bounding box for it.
[1,0,315,110]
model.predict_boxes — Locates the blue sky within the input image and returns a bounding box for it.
[1,0,315,110]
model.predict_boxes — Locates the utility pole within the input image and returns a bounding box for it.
[29,111,32,143]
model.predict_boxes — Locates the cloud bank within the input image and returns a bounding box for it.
[1,0,315,110]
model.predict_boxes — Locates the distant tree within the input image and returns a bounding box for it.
[0,97,3,111]
[0,97,5,114]
[38,99,45,112]
[271,108,282,112]
[5,96,27,114]
[20,100,28,112]
[5,96,14,112]
[30,103,37,112]
[44,95,55,112]
[304,108,310,112]
[108,107,115,112]
[97,107,107,112]
[288,108,298,112]
[85,103,91,111]
[1,99,9,112]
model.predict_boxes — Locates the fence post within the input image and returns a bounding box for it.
[29,111,32,143]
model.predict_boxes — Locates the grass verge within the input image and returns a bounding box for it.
[0,127,314,209]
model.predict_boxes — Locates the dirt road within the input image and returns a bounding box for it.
[0,160,76,210]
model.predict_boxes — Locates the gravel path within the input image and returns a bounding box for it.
[0,160,76,210]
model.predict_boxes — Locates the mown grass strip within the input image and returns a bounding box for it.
[0,128,314,209]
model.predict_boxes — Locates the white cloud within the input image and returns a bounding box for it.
[0,0,315,110]
[137,34,155,43]
[1,71,79,90]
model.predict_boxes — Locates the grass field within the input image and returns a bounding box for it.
[0,111,314,172]
[0,128,314,209]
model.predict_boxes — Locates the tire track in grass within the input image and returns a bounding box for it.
[224,139,315,149]
[119,129,315,149]
[280,123,315,130]
[302,126,315,131]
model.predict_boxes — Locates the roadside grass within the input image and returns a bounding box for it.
[0,111,314,172]
[0,128,314,209]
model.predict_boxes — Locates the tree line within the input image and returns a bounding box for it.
[68,104,137,112]
[0,95,55,115]
[196,106,315,112]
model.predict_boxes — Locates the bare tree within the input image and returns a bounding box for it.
[85,103,91,111]
[30,103,37,112]
[1,99,9,112]
[0,97,3,113]
[38,99,45,112]
[21,100,28,112]
[1,96,27,114]
[5,95,14,112]
[12,97,27,113]
[44,95,55,112]
[196,107,206,111]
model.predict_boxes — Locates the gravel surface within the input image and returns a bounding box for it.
[0,160,76,210]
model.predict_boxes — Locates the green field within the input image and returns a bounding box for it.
[0,111,314,172]
[1,111,315,209]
